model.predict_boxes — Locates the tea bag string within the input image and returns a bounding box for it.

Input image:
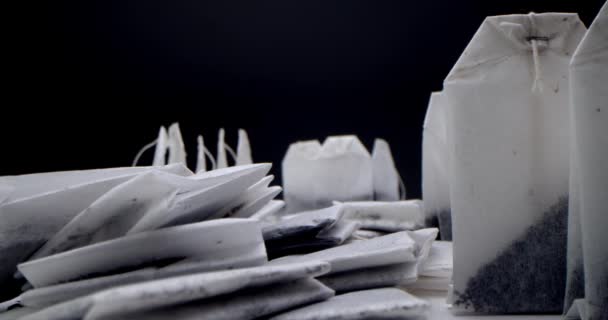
[224,143,238,165]
[529,13,544,93]
[132,139,159,166]
[204,144,217,170]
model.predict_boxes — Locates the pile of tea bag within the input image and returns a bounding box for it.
[0,126,445,320]
[421,5,608,318]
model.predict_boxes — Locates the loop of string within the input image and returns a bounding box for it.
[132,139,158,166]
[529,13,544,93]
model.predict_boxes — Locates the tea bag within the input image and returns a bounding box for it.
[0,164,189,292]
[236,129,253,165]
[18,219,263,288]
[271,230,417,275]
[404,241,453,292]
[263,205,343,258]
[28,171,183,260]
[422,91,452,240]
[111,278,334,320]
[337,200,425,232]
[18,231,267,308]
[167,123,187,165]
[21,261,330,320]
[130,163,271,230]
[282,136,374,212]
[152,126,169,166]
[445,13,586,313]
[568,2,608,318]
[217,128,229,169]
[318,229,437,293]
[269,288,430,320]
[250,200,286,221]
[216,175,281,219]
[371,138,401,201]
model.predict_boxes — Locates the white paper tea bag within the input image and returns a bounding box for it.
[152,126,169,166]
[282,136,374,212]
[18,219,263,288]
[236,129,253,165]
[216,128,229,169]
[444,13,586,313]
[271,230,417,275]
[337,200,425,232]
[269,288,430,320]
[111,278,334,320]
[569,2,608,318]
[250,200,286,221]
[422,91,452,240]
[371,138,401,201]
[131,163,271,230]
[28,171,181,260]
[167,123,187,165]
[18,224,267,308]
[0,165,189,290]
[21,261,330,320]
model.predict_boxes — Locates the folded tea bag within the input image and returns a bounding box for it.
[337,200,425,232]
[269,288,430,320]
[0,164,189,292]
[236,129,253,165]
[19,234,267,308]
[444,13,586,313]
[271,230,417,274]
[568,3,608,318]
[131,163,271,230]
[112,278,334,320]
[250,200,286,221]
[167,123,187,165]
[282,136,374,212]
[422,91,452,240]
[371,138,401,201]
[21,261,331,320]
[215,175,281,219]
[217,128,229,169]
[28,171,182,260]
[319,229,437,293]
[315,220,361,247]
[263,205,343,258]
[18,219,263,287]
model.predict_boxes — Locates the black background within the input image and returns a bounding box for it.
[3,0,604,198]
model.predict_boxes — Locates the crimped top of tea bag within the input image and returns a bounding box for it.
[446,13,586,82]
[283,136,370,161]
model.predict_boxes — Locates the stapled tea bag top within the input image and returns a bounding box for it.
[282,136,373,212]
[444,13,586,313]
[569,2,608,319]
[422,92,452,240]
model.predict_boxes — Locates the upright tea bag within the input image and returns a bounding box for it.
[282,136,373,212]
[236,129,253,165]
[152,126,168,166]
[371,139,401,201]
[422,92,452,240]
[217,128,229,169]
[167,123,187,165]
[444,13,586,313]
[569,2,608,318]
